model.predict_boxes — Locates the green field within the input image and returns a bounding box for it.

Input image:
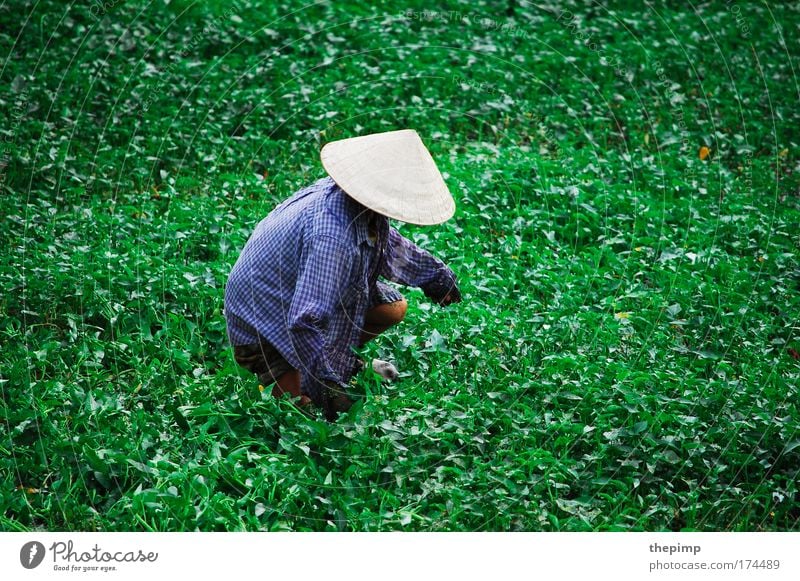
[2,0,799,531]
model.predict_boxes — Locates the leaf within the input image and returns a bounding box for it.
[127,459,158,476]
[666,304,682,317]
[661,450,680,464]
[782,440,800,454]
[378,420,400,432]
[425,329,448,352]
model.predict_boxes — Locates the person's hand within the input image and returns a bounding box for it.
[440,291,461,306]
[422,272,462,307]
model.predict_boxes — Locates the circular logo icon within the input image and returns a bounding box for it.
[20,541,46,569]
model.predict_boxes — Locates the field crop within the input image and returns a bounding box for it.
[1,0,799,531]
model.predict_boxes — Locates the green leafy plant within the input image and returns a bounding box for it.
[1,0,798,532]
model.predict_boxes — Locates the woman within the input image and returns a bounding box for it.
[224,129,461,420]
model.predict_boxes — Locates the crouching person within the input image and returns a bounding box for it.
[224,129,461,421]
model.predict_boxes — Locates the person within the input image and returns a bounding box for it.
[224,129,461,420]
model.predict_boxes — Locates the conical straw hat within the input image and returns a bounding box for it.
[320,129,455,225]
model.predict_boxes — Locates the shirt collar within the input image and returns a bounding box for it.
[334,181,387,247]
[366,212,389,248]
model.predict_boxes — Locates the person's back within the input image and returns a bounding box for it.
[224,176,360,348]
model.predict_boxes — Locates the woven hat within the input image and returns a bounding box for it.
[320,129,455,225]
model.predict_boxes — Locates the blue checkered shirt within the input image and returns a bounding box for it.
[224,176,457,402]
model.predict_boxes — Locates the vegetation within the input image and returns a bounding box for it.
[1,0,799,531]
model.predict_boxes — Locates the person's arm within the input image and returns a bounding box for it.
[286,235,353,406]
[380,227,461,305]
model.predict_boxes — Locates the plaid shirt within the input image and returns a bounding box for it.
[224,176,457,402]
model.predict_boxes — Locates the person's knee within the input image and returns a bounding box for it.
[365,298,408,329]
[274,369,301,399]
[389,298,408,325]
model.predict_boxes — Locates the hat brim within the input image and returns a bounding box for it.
[320,129,455,225]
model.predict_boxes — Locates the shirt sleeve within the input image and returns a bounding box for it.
[381,227,456,292]
[285,234,353,404]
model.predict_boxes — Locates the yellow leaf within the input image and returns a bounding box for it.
[17,486,39,494]
[258,384,265,392]
[614,312,631,320]
[699,146,710,160]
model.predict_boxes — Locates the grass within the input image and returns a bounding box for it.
[1,0,799,531]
